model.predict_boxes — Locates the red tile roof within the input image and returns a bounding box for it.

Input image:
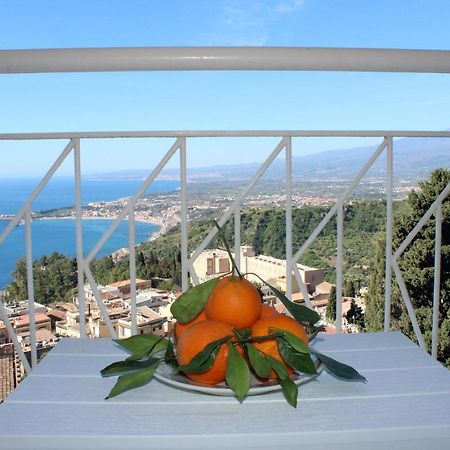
[108,279,149,288]
[11,313,50,327]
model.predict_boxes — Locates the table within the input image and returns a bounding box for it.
[1,331,450,449]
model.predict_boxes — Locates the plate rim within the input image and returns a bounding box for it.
[153,357,323,396]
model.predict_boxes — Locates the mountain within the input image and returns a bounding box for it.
[90,135,450,182]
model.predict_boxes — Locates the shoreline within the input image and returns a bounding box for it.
[32,215,163,241]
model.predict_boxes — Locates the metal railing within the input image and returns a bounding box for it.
[1,45,450,373]
[0,130,449,375]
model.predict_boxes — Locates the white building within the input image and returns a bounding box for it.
[192,246,324,294]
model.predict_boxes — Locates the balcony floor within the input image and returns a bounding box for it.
[1,332,450,449]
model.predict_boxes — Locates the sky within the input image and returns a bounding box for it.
[1,0,450,177]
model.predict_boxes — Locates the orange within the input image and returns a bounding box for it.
[174,310,207,341]
[205,275,262,329]
[250,314,308,378]
[260,304,280,318]
[176,320,236,385]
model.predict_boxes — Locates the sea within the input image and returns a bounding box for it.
[0,177,180,289]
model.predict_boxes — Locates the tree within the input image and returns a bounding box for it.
[364,242,386,331]
[7,253,78,305]
[326,285,336,322]
[343,279,356,297]
[364,168,450,364]
[346,299,364,329]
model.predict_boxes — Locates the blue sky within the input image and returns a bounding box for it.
[1,0,450,177]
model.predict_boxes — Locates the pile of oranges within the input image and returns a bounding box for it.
[174,275,308,385]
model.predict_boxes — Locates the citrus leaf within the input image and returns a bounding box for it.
[247,274,320,324]
[114,334,168,360]
[177,335,231,374]
[314,352,367,382]
[226,343,251,400]
[170,278,219,323]
[279,376,298,408]
[125,336,169,361]
[277,338,317,375]
[101,357,160,377]
[105,363,159,399]
[246,344,272,378]
[164,340,178,368]
[233,327,251,341]
[274,329,310,354]
[266,355,289,380]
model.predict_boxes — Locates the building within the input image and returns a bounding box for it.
[192,246,324,295]
[117,307,167,338]
[4,301,47,317]
[106,279,151,297]
[0,343,17,402]
[9,313,51,337]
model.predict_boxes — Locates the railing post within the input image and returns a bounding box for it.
[336,201,344,333]
[285,137,293,301]
[432,204,442,358]
[179,137,189,292]
[25,207,37,367]
[74,138,87,338]
[129,207,137,335]
[234,204,241,275]
[384,137,393,331]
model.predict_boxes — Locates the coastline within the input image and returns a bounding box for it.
[32,215,167,241]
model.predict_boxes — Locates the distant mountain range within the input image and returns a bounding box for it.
[91,136,450,182]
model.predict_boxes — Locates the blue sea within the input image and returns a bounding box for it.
[0,178,179,288]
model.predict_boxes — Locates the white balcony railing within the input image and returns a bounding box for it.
[0,130,449,376]
[1,46,449,380]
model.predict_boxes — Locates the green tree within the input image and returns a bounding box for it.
[365,169,450,365]
[343,279,356,297]
[346,299,364,329]
[326,285,337,322]
[7,253,78,305]
[364,242,386,331]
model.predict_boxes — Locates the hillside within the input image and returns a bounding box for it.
[102,199,392,289]
[93,135,450,183]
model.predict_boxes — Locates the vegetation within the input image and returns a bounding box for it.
[5,200,388,304]
[326,285,337,322]
[364,169,450,366]
[5,169,449,368]
[6,253,77,305]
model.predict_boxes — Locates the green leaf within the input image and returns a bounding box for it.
[226,343,251,400]
[266,355,289,380]
[233,327,251,341]
[277,338,317,375]
[164,340,178,368]
[248,274,320,324]
[114,334,168,360]
[101,357,160,377]
[177,335,231,374]
[279,376,298,408]
[246,344,272,378]
[272,328,311,354]
[105,363,159,399]
[170,278,219,323]
[313,352,367,382]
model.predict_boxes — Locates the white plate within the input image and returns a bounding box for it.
[154,358,323,397]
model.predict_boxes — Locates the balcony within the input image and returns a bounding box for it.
[0,47,450,448]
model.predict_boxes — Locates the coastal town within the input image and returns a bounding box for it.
[0,176,411,402]
[0,168,421,404]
